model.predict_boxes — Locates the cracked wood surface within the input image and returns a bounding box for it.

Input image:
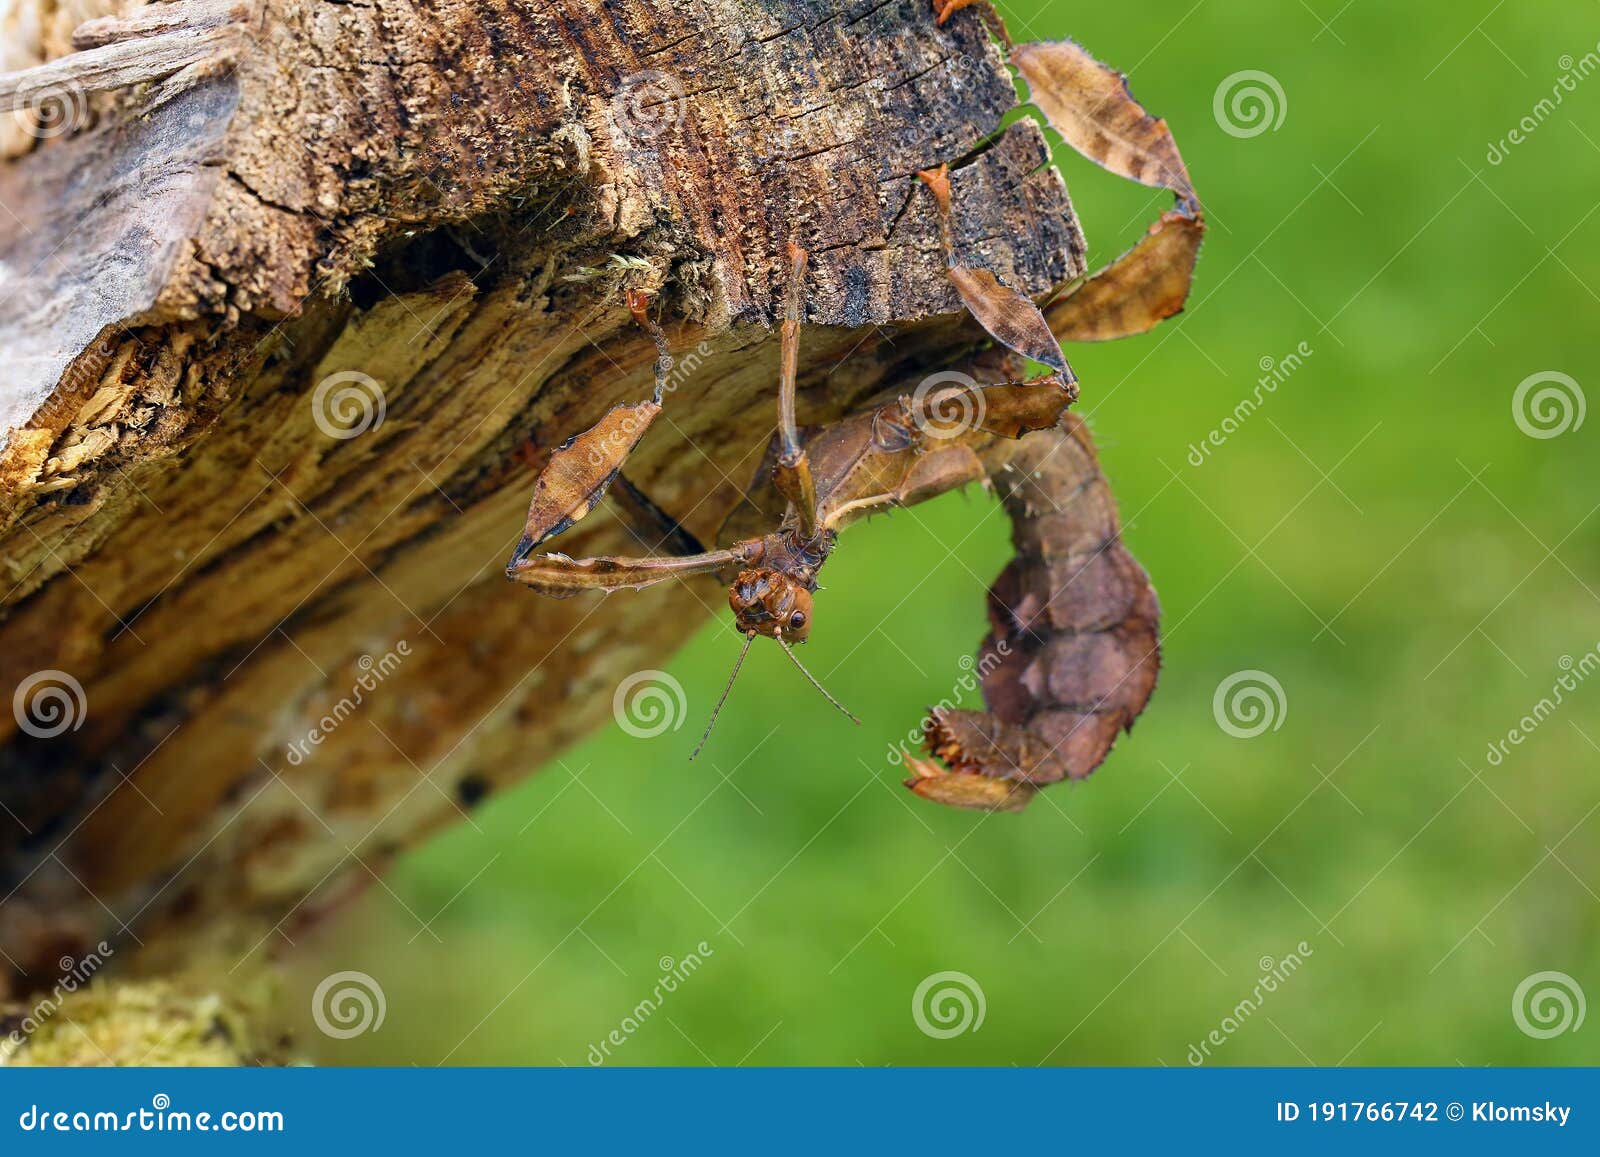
[0,0,1085,990]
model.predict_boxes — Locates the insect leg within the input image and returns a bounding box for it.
[1045,211,1204,343]
[507,287,680,567]
[1005,39,1206,342]
[811,361,1078,535]
[932,0,976,26]
[510,399,661,564]
[906,372,1078,442]
[608,473,708,558]
[917,166,1074,380]
[507,540,762,599]
[772,242,821,538]
[506,398,756,598]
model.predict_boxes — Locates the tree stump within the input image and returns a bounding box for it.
[0,0,1082,1012]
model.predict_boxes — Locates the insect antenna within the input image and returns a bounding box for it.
[777,637,861,725]
[690,632,757,761]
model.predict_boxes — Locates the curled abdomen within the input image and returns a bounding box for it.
[905,414,1161,811]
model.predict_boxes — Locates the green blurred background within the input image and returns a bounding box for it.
[298,0,1599,1065]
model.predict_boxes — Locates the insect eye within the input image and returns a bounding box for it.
[789,611,807,630]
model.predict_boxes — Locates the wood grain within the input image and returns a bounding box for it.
[0,0,1085,990]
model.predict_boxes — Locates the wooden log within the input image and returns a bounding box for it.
[0,0,1084,992]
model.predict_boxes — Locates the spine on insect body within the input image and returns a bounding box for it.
[905,414,1161,811]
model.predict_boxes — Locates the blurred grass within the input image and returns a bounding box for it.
[297,0,1600,1065]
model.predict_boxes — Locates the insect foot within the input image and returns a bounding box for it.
[903,745,1037,813]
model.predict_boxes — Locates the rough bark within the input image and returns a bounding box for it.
[0,0,1084,994]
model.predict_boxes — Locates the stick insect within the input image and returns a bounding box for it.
[507,17,1204,812]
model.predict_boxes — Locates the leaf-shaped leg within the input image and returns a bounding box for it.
[1010,38,1206,340]
[917,165,1075,381]
[1045,209,1204,342]
[509,399,662,565]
